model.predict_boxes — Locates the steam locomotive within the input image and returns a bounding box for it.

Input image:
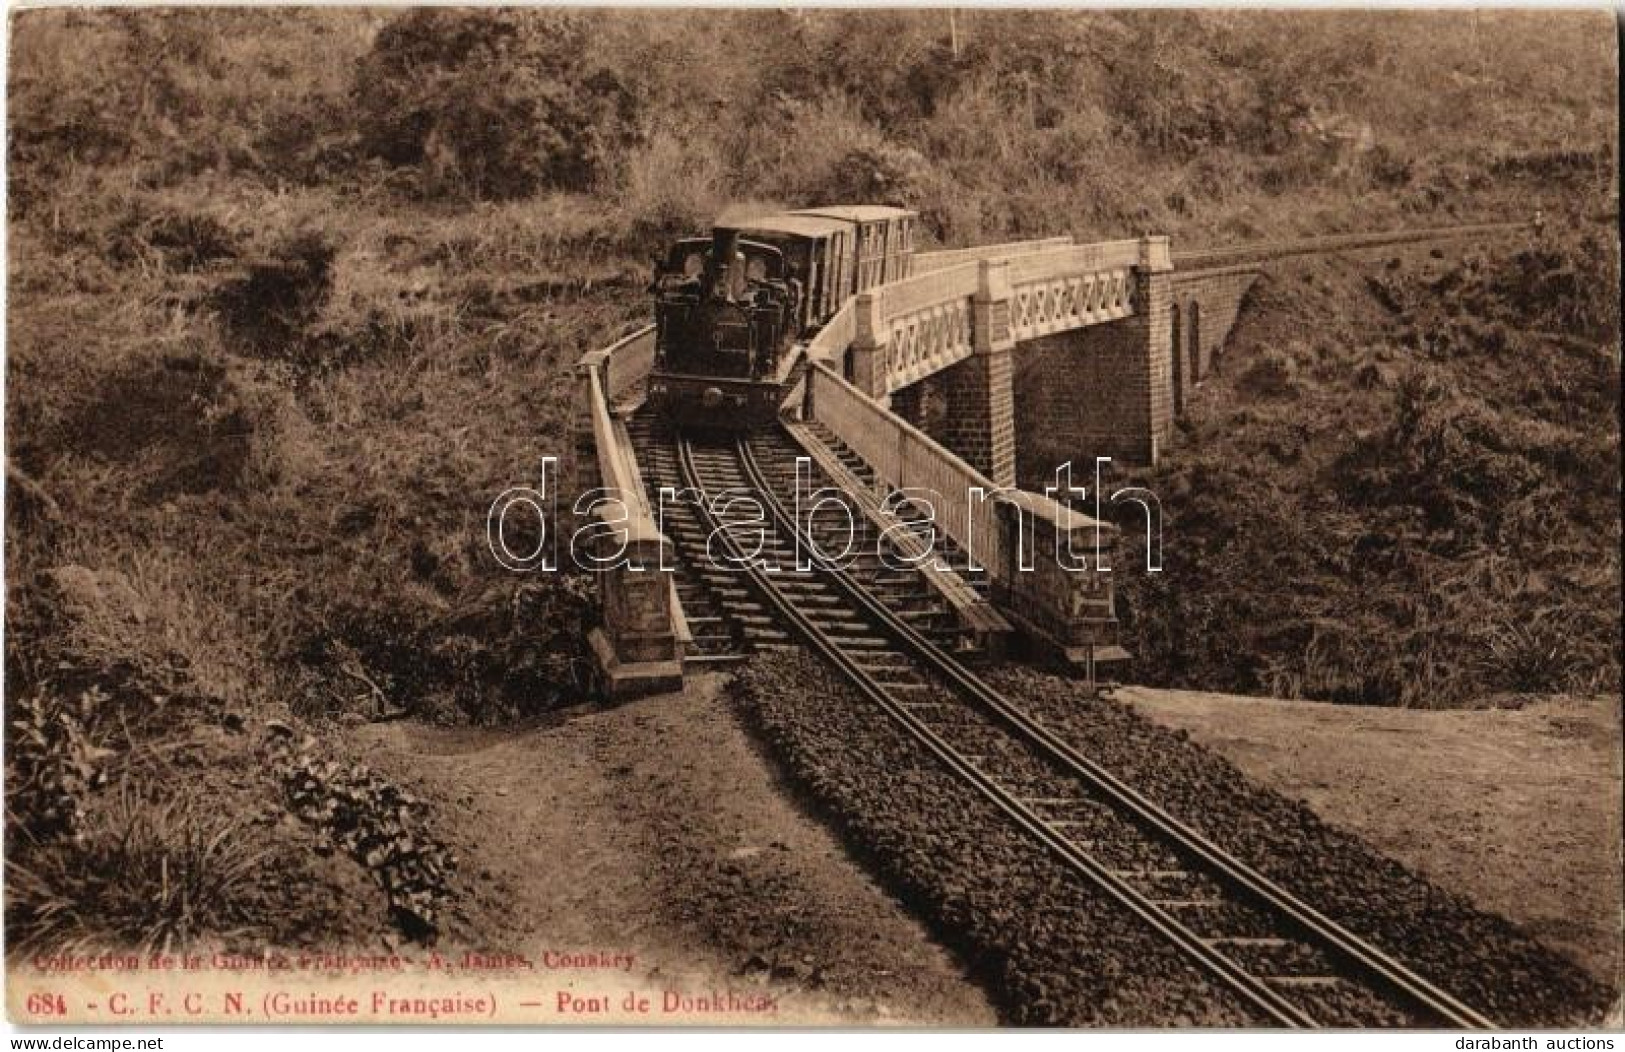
[645,205,917,429]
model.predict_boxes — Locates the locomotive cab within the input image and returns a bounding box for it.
[652,230,792,381]
[645,205,919,431]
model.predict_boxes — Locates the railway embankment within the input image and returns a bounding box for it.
[733,651,1617,1026]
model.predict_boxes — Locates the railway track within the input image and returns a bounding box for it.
[642,420,1496,1029]
[1169,219,1534,271]
[627,413,991,667]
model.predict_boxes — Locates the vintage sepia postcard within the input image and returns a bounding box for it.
[3,5,1620,1035]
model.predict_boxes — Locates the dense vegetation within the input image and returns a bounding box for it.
[5,8,1617,952]
[1115,235,1619,706]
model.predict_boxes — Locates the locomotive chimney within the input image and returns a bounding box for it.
[707,227,741,300]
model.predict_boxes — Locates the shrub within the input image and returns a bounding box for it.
[5,687,112,840]
[281,751,456,942]
[107,206,239,272]
[804,10,968,127]
[296,575,596,726]
[1236,351,1299,398]
[1478,609,1587,695]
[352,9,639,200]
[211,229,336,361]
[612,131,729,249]
[824,143,934,208]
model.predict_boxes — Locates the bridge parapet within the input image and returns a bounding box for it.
[1005,240,1143,341]
[575,326,657,502]
[854,264,978,394]
[803,362,1118,662]
[576,327,685,698]
[844,238,1161,400]
[908,236,1075,275]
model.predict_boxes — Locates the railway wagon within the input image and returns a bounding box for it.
[789,205,916,286]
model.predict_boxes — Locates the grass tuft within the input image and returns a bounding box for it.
[7,785,268,956]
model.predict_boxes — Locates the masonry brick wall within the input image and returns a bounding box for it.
[890,346,1016,487]
[1170,268,1260,384]
[1012,318,1145,487]
[1008,263,1172,484]
[1142,266,1174,452]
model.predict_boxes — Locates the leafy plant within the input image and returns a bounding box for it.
[281,751,456,943]
[1479,609,1586,695]
[6,687,114,839]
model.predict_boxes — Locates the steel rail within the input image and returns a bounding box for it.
[734,432,1497,1030]
[675,435,1317,1027]
[1171,220,1533,270]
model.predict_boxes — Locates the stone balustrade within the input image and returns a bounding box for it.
[1005,241,1140,340]
[803,362,1119,661]
[575,326,685,697]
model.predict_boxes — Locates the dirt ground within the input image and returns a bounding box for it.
[344,674,1619,1026]
[1116,686,1623,991]
[350,673,996,1026]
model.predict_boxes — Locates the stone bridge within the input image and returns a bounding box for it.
[574,220,1531,694]
[830,235,1174,484]
[812,221,1527,487]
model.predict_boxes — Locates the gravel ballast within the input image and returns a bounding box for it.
[734,652,1259,1026]
[984,666,1614,1026]
[732,651,1614,1026]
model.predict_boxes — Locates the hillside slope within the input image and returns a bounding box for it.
[1113,231,1620,706]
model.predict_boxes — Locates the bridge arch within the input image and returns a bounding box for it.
[1171,302,1184,415]
[1188,300,1203,384]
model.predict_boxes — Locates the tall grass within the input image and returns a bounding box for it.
[6,785,267,955]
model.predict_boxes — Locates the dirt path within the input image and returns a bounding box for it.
[348,673,996,1026]
[1118,687,1622,990]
